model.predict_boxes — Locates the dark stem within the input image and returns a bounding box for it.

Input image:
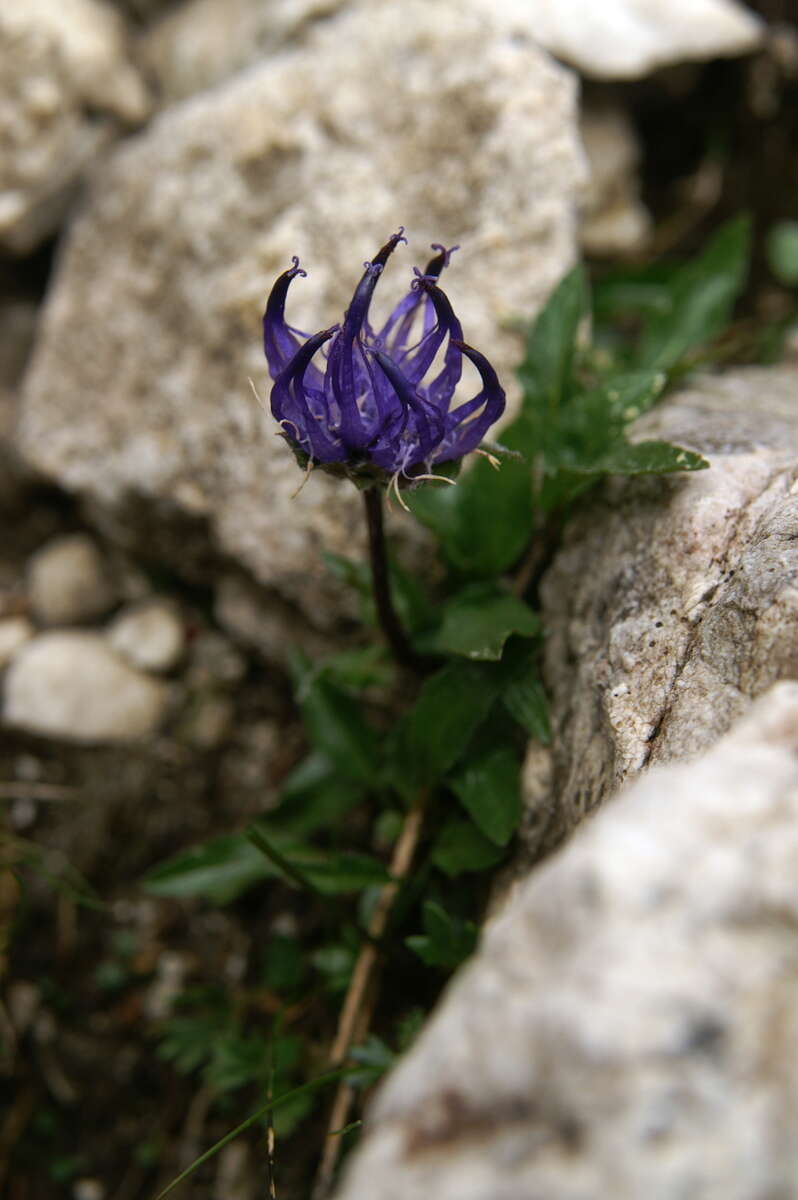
[362,488,424,672]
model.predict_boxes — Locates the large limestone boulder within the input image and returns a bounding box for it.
[19,0,585,629]
[335,683,798,1200]
[529,365,798,857]
[0,0,149,254]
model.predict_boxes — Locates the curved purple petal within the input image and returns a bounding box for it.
[423,243,459,278]
[263,258,318,383]
[432,339,506,464]
[271,327,342,462]
[371,349,446,466]
[340,230,407,342]
[401,277,463,402]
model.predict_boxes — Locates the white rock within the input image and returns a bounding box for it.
[19,1,584,626]
[579,104,650,256]
[0,0,149,254]
[335,684,798,1200]
[3,631,169,742]
[27,533,117,626]
[534,364,798,858]
[504,0,763,80]
[107,600,185,673]
[0,617,34,669]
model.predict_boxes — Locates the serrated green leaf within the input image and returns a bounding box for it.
[292,851,391,894]
[316,645,396,692]
[582,440,709,476]
[517,266,589,415]
[394,660,508,790]
[502,671,550,742]
[541,371,666,473]
[406,900,478,968]
[432,584,540,661]
[277,753,364,837]
[143,832,279,904]
[767,221,798,286]
[637,215,751,370]
[432,818,505,877]
[295,674,379,786]
[449,745,521,846]
[260,934,306,995]
[408,434,533,578]
[345,1035,395,1089]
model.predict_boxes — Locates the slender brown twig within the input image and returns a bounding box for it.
[312,793,427,1198]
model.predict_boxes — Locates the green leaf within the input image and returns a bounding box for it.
[312,935,358,992]
[432,818,505,876]
[143,832,278,904]
[409,438,533,578]
[582,440,709,476]
[767,221,798,286]
[406,900,478,968]
[260,934,306,995]
[277,752,364,837]
[449,745,521,846]
[143,827,388,904]
[345,1035,396,1089]
[323,552,434,634]
[316,645,396,692]
[247,826,392,894]
[431,584,540,661]
[292,851,391,894]
[637,215,751,370]
[294,671,379,786]
[517,266,589,415]
[502,671,550,742]
[394,660,508,790]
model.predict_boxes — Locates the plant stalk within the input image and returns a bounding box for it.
[362,488,424,671]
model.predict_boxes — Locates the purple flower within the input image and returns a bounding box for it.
[263,230,505,494]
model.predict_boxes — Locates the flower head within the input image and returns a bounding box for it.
[263,230,505,491]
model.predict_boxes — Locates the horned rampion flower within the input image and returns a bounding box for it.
[263,229,506,503]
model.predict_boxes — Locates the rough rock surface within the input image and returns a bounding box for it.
[3,631,170,742]
[579,103,650,256]
[517,0,762,79]
[335,683,798,1200]
[0,0,149,254]
[528,365,798,858]
[19,0,584,628]
[27,533,117,626]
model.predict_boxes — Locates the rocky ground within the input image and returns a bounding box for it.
[2,0,798,1198]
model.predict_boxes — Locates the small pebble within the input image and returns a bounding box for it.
[0,615,34,668]
[107,600,185,673]
[27,534,117,626]
[72,1180,105,1200]
[3,632,170,743]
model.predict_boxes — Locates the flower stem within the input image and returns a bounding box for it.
[362,488,424,672]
